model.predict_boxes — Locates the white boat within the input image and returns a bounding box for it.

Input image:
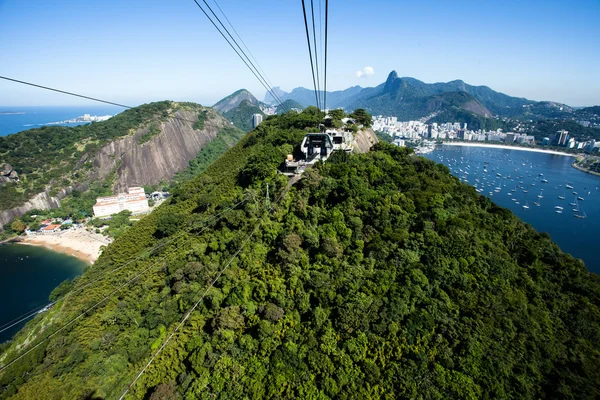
[566,184,574,189]
[534,201,541,207]
[554,206,563,210]
[537,190,544,199]
[522,202,529,209]
[574,212,587,219]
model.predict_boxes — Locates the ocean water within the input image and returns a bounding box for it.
[424,145,600,275]
[0,105,123,136]
[0,244,86,343]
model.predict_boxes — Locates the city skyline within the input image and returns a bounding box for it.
[1,0,599,107]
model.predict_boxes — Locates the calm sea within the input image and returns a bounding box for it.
[0,244,86,342]
[425,145,600,275]
[0,105,123,137]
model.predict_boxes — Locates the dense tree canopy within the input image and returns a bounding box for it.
[0,108,599,399]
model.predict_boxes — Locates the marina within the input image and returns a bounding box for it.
[425,145,600,275]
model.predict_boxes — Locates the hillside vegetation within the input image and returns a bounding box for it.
[0,102,210,212]
[0,102,173,211]
[1,108,599,399]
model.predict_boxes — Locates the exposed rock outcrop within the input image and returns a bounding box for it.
[90,109,228,193]
[0,163,19,185]
[353,128,379,153]
[0,107,231,231]
[0,187,72,229]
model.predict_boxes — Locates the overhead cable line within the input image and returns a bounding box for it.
[301,0,321,110]
[0,197,249,374]
[199,0,287,111]
[211,0,284,108]
[118,185,287,399]
[192,0,288,112]
[318,0,325,109]
[118,221,262,400]
[324,0,329,111]
[0,76,132,109]
[310,0,322,110]
[0,75,208,126]
[0,196,250,336]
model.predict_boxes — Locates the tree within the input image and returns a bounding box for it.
[155,213,183,238]
[349,108,373,128]
[29,221,41,232]
[11,218,26,233]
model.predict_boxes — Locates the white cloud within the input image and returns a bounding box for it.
[356,66,375,78]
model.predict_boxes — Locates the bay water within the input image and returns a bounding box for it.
[425,144,600,275]
[0,244,86,342]
[0,105,123,136]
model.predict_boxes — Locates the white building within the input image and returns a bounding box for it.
[93,187,149,218]
[252,114,263,129]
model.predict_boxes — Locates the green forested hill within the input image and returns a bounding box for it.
[1,108,599,399]
[0,101,175,211]
[222,99,264,132]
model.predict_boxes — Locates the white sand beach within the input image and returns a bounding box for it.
[441,142,575,157]
[21,227,111,264]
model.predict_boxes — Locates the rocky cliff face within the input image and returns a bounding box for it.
[353,128,379,153]
[91,109,228,193]
[0,187,73,229]
[0,107,231,231]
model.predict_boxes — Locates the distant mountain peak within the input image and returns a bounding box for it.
[382,71,400,93]
[386,70,399,82]
[213,89,261,114]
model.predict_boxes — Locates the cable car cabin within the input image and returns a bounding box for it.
[282,130,356,176]
[301,133,334,164]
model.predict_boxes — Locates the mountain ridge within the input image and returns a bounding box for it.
[264,71,589,121]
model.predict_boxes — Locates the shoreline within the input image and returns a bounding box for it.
[572,161,600,177]
[14,228,111,264]
[18,241,96,264]
[440,142,576,157]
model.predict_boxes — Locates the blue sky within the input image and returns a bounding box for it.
[1,0,599,107]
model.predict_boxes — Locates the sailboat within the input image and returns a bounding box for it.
[566,183,574,189]
[574,211,587,219]
[534,201,541,207]
[537,190,544,199]
[558,192,565,200]
[572,199,580,213]
[522,202,529,209]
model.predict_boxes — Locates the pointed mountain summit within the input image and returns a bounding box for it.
[213,89,262,114]
[382,70,400,93]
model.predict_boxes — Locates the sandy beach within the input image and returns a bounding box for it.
[20,227,112,264]
[441,142,576,157]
